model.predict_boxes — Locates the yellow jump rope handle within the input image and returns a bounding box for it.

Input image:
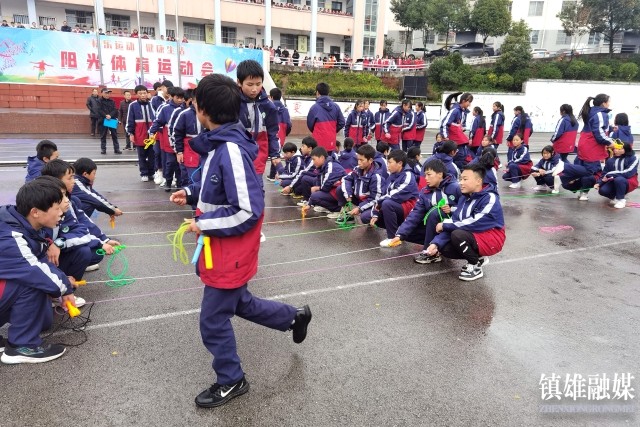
[66,301,81,318]
[203,236,213,269]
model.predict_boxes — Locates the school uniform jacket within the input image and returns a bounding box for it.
[415,110,427,143]
[25,156,44,183]
[183,122,265,289]
[374,109,391,141]
[338,149,358,171]
[469,115,486,147]
[531,154,560,173]
[289,154,315,188]
[172,105,203,168]
[341,162,384,211]
[376,165,419,207]
[150,95,165,114]
[276,152,304,180]
[507,144,532,165]
[578,106,614,162]
[239,88,281,175]
[149,100,182,154]
[72,174,118,217]
[506,114,533,145]
[315,158,346,192]
[488,110,505,144]
[550,114,578,154]
[126,100,155,147]
[396,174,462,238]
[307,95,345,152]
[344,110,369,143]
[374,152,389,180]
[0,205,72,297]
[431,184,505,256]
[423,152,460,179]
[48,196,107,250]
[402,109,417,141]
[382,106,405,146]
[611,125,634,145]
[440,102,469,145]
[273,100,292,145]
[599,154,639,184]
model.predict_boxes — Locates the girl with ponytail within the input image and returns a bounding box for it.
[550,104,578,161]
[439,92,473,167]
[469,106,486,149]
[487,101,505,146]
[507,106,533,150]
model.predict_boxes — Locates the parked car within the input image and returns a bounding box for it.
[409,47,429,60]
[449,42,495,57]
[531,48,550,58]
[553,48,580,58]
[426,47,449,58]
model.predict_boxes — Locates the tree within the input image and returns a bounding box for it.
[470,0,512,53]
[383,36,395,57]
[583,0,640,56]
[423,0,471,48]
[496,20,533,75]
[556,0,592,53]
[390,0,425,54]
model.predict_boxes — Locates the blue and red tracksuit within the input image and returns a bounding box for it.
[469,115,486,148]
[338,162,385,215]
[382,106,405,150]
[531,154,560,187]
[290,155,316,198]
[0,205,73,348]
[150,94,165,114]
[610,125,634,146]
[126,99,156,177]
[240,88,280,176]
[578,106,614,163]
[469,150,500,188]
[150,101,182,176]
[72,174,118,217]
[502,144,533,183]
[395,174,462,249]
[25,156,44,183]
[273,100,292,145]
[550,114,578,159]
[431,185,506,258]
[163,104,187,186]
[414,110,427,148]
[401,109,417,152]
[423,152,460,179]
[440,102,469,145]
[507,113,533,146]
[488,110,505,145]
[338,149,358,172]
[374,152,389,180]
[172,105,203,187]
[597,153,639,200]
[374,108,392,143]
[182,121,298,386]
[307,158,347,212]
[276,152,304,187]
[364,108,375,135]
[368,166,419,238]
[344,110,370,145]
[307,95,345,153]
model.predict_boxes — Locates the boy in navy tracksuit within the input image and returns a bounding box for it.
[126,85,156,181]
[0,179,77,364]
[150,80,173,182]
[282,136,317,198]
[338,138,358,171]
[307,82,345,154]
[333,144,384,223]
[150,87,185,189]
[25,140,59,183]
[237,60,281,179]
[390,159,462,263]
[72,158,123,219]
[172,96,203,188]
[268,88,292,180]
[301,146,347,214]
[169,74,311,409]
[369,150,419,247]
[274,142,301,188]
[375,141,390,180]
[425,164,506,281]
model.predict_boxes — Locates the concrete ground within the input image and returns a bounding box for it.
[0,133,638,426]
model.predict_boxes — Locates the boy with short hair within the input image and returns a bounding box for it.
[338,137,358,171]
[168,74,311,409]
[375,141,390,179]
[171,89,202,188]
[151,80,174,182]
[282,136,317,197]
[368,150,419,247]
[118,90,133,150]
[388,159,463,263]
[72,157,123,218]
[300,146,346,214]
[274,142,301,188]
[307,82,345,154]
[25,140,59,183]
[126,85,156,182]
[267,87,292,181]
[237,60,281,179]
[331,144,384,222]
[0,179,77,364]
[426,164,505,281]
[150,86,185,190]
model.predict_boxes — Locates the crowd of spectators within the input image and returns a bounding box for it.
[268,47,428,70]
[228,0,353,16]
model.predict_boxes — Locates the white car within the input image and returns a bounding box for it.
[531,49,550,58]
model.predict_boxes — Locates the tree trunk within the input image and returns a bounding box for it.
[482,35,488,54]
[609,29,614,58]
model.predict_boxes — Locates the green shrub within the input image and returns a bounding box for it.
[470,73,487,88]
[616,63,639,81]
[448,52,464,69]
[536,63,563,79]
[564,60,587,79]
[497,73,515,89]
[428,58,454,85]
[440,70,462,89]
[596,64,612,80]
[486,72,498,86]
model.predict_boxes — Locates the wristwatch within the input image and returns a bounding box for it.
[54,238,66,249]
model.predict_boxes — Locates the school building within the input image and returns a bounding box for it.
[1,0,387,59]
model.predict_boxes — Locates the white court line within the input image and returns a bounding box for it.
[71,237,640,333]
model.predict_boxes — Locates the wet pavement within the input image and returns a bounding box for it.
[0,134,639,426]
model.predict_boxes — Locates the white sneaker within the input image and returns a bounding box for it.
[159,178,167,187]
[327,212,341,219]
[153,171,163,185]
[313,206,331,213]
[532,185,544,191]
[85,264,100,272]
[52,296,86,309]
[379,238,399,247]
[578,192,589,201]
[552,176,561,194]
[613,199,626,209]
[141,176,149,182]
[552,161,565,177]
[609,199,618,205]
[260,232,266,243]
[265,177,276,182]
[508,182,521,189]
[296,201,308,207]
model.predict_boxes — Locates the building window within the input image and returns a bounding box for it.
[364,0,378,32]
[529,30,539,45]
[280,33,297,50]
[332,1,343,11]
[345,37,352,56]
[346,0,354,14]
[183,22,205,41]
[587,32,601,45]
[316,37,325,52]
[363,36,376,57]
[507,1,513,12]
[244,37,257,48]
[65,9,93,27]
[556,31,572,45]
[437,32,456,44]
[140,26,156,38]
[105,14,130,31]
[425,31,436,44]
[13,14,29,25]
[39,16,57,26]
[166,29,176,39]
[612,32,624,43]
[528,1,544,16]
[222,26,237,44]
[399,30,412,45]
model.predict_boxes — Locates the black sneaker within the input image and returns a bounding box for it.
[414,252,441,264]
[195,376,250,408]
[0,335,5,353]
[1,343,66,364]
[114,150,123,154]
[100,151,106,155]
[291,305,312,344]
[458,263,483,281]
